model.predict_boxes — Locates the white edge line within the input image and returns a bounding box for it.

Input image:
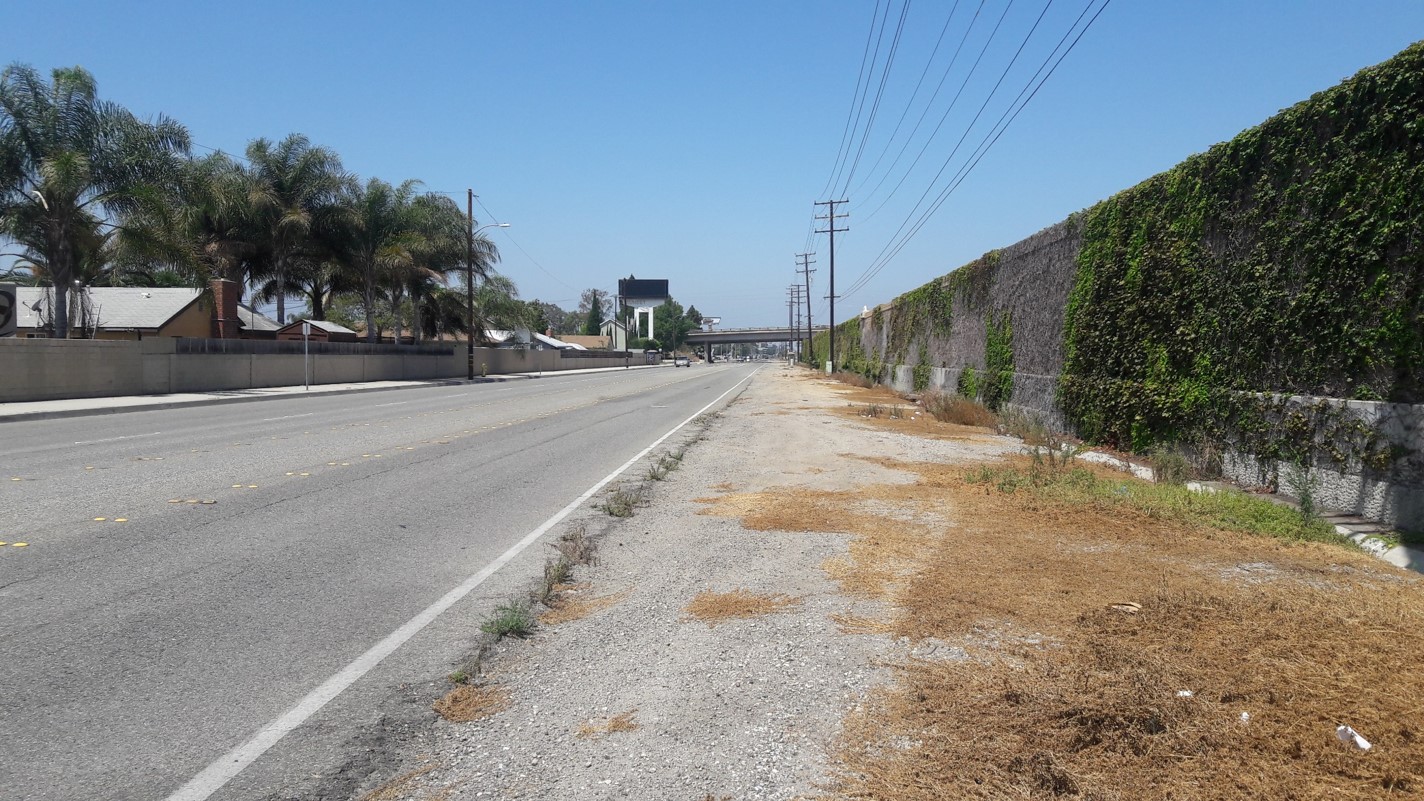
[73,431,162,445]
[260,413,315,422]
[164,366,762,801]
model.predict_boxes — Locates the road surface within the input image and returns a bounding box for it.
[0,363,757,800]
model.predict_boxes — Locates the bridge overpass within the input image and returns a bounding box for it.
[686,326,828,345]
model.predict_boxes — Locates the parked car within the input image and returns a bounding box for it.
[674,355,690,367]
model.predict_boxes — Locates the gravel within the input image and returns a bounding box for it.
[357,366,1015,801]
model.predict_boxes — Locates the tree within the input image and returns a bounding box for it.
[246,134,345,324]
[0,63,190,337]
[327,177,417,342]
[579,288,607,335]
[653,297,700,351]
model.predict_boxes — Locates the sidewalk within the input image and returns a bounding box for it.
[0,363,668,423]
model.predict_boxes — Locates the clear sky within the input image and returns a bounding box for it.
[6,1,1424,327]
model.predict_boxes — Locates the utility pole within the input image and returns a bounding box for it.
[789,284,804,363]
[467,189,476,381]
[814,199,848,372]
[796,252,816,365]
[786,288,795,365]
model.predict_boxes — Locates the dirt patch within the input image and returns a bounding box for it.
[683,588,802,626]
[431,684,511,723]
[703,442,1424,798]
[577,710,640,739]
[539,586,633,626]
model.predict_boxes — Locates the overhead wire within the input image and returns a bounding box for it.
[818,0,886,201]
[858,0,1018,225]
[848,0,965,199]
[471,195,577,293]
[843,0,1112,301]
[836,0,914,198]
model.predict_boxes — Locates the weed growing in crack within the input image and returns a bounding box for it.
[481,598,535,639]
[597,484,647,517]
[556,525,597,566]
[535,557,573,606]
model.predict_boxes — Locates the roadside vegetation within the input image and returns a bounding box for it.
[0,62,709,345]
[695,372,1424,798]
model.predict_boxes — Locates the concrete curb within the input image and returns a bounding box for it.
[0,364,669,424]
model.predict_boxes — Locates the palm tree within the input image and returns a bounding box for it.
[399,194,466,343]
[246,134,344,324]
[117,151,260,289]
[0,63,189,337]
[329,177,420,342]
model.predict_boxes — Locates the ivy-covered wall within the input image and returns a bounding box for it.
[807,42,1424,528]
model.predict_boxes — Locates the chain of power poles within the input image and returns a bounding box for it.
[814,199,848,372]
[796,252,816,365]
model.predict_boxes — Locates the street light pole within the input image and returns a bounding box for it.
[465,190,511,382]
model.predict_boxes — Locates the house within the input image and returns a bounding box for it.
[561,334,611,350]
[12,284,280,340]
[532,332,581,350]
[275,319,360,343]
[600,319,629,351]
[482,327,533,347]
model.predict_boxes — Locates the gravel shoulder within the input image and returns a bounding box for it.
[356,364,1015,800]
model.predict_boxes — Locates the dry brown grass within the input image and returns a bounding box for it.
[539,586,633,626]
[431,683,511,723]
[922,389,998,427]
[577,709,640,738]
[361,765,436,801]
[683,588,802,626]
[703,453,1424,799]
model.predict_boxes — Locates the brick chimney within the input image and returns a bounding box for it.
[210,279,241,339]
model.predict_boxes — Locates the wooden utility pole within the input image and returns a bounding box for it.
[796,252,816,364]
[467,189,475,381]
[814,199,848,371]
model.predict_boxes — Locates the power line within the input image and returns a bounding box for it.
[848,0,966,199]
[842,0,1057,298]
[819,0,887,200]
[844,0,1113,301]
[837,0,914,198]
[471,196,576,293]
[858,0,1018,225]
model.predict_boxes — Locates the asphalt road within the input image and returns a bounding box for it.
[0,362,758,801]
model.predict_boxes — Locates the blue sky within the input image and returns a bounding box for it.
[6,1,1424,327]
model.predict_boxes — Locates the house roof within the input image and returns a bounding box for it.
[561,334,610,349]
[533,332,582,350]
[237,304,282,332]
[277,319,358,335]
[14,286,203,331]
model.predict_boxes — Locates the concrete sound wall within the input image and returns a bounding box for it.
[1,338,659,404]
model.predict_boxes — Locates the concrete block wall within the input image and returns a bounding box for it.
[1,338,146,401]
[2,339,662,404]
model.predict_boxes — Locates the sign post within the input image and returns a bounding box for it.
[302,321,311,390]
[0,284,16,338]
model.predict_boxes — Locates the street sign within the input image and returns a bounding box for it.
[0,284,16,337]
[302,321,311,337]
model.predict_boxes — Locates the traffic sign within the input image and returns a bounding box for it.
[0,284,16,337]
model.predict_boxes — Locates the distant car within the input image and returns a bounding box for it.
[674,355,690,367]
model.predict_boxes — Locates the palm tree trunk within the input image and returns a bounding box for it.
[391,285,404,344]
[275,256,286,324]
[50,222,72,338]
[411,287,423,344]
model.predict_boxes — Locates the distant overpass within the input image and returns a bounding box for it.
[686,326,828,345]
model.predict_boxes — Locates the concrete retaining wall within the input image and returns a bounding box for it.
[853,221,1423,530]
[1,338,661,404]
